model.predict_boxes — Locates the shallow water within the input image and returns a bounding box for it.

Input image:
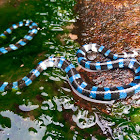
[0,0,139,140]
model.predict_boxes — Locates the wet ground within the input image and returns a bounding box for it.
[0,0,139,140]
[73,0,140,104]
[72,0,140,139]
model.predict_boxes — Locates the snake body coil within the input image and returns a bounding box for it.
[0,20,140,102]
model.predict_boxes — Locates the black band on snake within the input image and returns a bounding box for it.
[0,20,140,102]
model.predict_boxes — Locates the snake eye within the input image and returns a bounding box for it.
[86,50,97,60]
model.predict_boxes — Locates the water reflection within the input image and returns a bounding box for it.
[19,102,39,111]
[0,111,46,140]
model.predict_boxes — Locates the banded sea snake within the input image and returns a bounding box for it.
[0,20,140,103]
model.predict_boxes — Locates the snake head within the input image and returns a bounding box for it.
[82,43,100,60]
[83,43,99,52]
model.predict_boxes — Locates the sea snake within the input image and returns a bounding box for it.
[0,20,140,102]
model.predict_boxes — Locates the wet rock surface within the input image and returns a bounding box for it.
[73,0,140,95]
[74,0,139,50]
